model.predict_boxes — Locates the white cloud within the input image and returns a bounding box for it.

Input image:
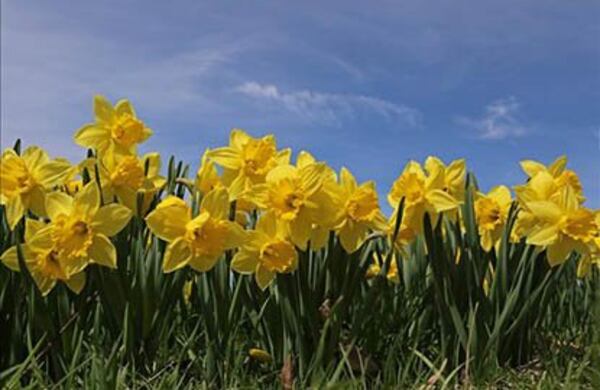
[457,97,529,140]
[236,82,421,127]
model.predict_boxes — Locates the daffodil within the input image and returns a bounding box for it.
[520,155,584,202]
[424,156,466,202]
[246,163,328,250]
[207,129,291,200]
[45,182,133,273]
[388,160,460,239]
[0,146,72,229]
[474,186,512,252]
[328,168,387,253]
[1,219,86,296]
[74,95,152,157]
[145,188,246,273]
[231,212,298,290]
[82,153,166,214]
[524,187,598,266]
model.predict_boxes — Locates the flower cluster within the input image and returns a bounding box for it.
[1,95,598,295]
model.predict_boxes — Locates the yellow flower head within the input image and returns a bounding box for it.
[0,146,72,229]
[145,188,246,273]
[474,186,512,252]
[520,156,584,202]
[82,153,166,214]
[45,182,132,274]
[367,253,400,284]
[231,212,298,290]
[247,163,327,249]
[74,95,152,157]
[525,186,598,266]
[249,348,272,363]
[207,129,291,200]
[424,156,467,202]
[327,167,387,253]
[388,160,460,240]
[1,219,86,296]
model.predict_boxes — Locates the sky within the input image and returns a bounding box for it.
[2,0,599,208]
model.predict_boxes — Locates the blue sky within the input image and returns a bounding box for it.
[2,1,599,208]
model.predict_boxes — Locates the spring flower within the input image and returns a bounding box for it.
[424,156,466,202]
[1,219,86,296]
[207,129,291,200]
[520,155,584,202]
[474,186,512,252]
[388,160,460,238]
[45,182,133,273]
[82,153,166,214]
[74,95,152,157]
[231,212,298,290]
[195,149,222,195]
[328,168,387,253]
[524,187,598,266]
[246,163,328,250]
[0,146,72,229]
[145,188,246,273]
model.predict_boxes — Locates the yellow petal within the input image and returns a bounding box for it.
[0,246,20,271]
[266,165,298,183]
[201,187,230,220]
[207,147,242,169]
[289,210,311,250]
[35,160,72,188]
[73,124,111,150]
[255,265,275,290]
[75,182,101,218]
[25,219,46,242]
[189,254,220,272]
[230,128,251,150]
[27,186,47,217]
[163,237,192,273]
[296,150,316,168]
[256,212,278,237]
[299,163,325,196]
[339,221,367,254]
[114,99,136,116]
[526,225,559,246]
[65,272,86,294]
[46,191,74,220]
[245,184,269,209]
[547,238,574,267]
[93,95,115,124]
[88,234,117,268]
[520,160,546,177]
[92,204,132,237]
[5,196,25,230]
[28,226,54,251]
[225,222,248,249]
[548,155,567,177]
[231,249,259,274]
[31,271,57,297]
[340,167,357,192]
[22,147,50,171]
[145,196,190,242]
[526,201,562,223]
[427,190,459,212]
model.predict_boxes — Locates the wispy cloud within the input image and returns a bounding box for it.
[457,97,529,140]
[236,82,421,127]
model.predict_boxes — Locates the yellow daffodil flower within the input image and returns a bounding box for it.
[207,129,291,200]
[195,149,222,195]
[388,160,460,238]
[328,167,387,253]
[45,182,132,273]
[0,146,72,229]
[231,212,298,290]
[524,187,598,266]
[520,155,584,202]
[74,95,152,157]
[1,219,86,296]
[474,186,512,252]
[145,188,246,273]
[82,153,166,214]
[246,163,327,250]
[424,156,466,202]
